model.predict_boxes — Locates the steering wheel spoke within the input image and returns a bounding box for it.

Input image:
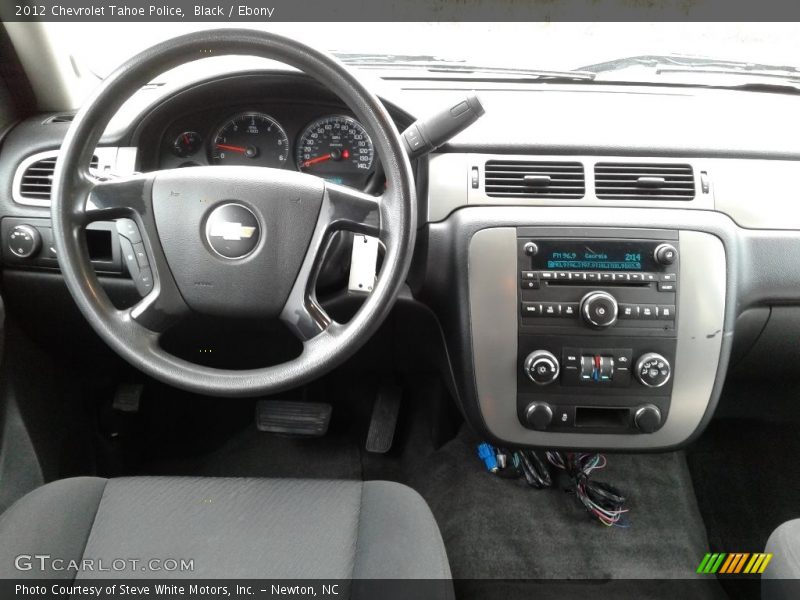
[82,170,153,224]
[324,182,383,240]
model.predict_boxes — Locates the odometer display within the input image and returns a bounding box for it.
[211,112,289,168]
[296,115,375,187]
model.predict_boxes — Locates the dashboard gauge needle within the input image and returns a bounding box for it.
[216,143,247,153]
[303,153,333,167]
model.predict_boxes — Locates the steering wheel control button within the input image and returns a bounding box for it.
[525,402,554,431]
[8,224,42,258]
[635,352,672,388]
[132,243,149,268]
[524,350,560,385]
[204,203,261,259]
[580,290,619,328]
[634,404,663,433]
[115,218,142,244]
[654,243,678,265]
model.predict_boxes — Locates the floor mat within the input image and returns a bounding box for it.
[411,428,712,581]
[687,418,800,553]
[142,425,362,480]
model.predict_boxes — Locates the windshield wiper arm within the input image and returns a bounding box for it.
[334,53,596,80]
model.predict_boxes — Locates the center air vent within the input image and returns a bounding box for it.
[595,163,695,200]
[18,154,98,203]
[484,160,585,199]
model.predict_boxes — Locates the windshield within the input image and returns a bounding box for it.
[38,22,800,92]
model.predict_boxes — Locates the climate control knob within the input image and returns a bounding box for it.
[580,291,618,328]
[634,404,663,433]
[525,402,554,431]
[523,350,560,385]
[635,352,672,388]
[8,224,41,259]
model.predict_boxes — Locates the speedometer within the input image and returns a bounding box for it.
[210,112,289,168]
[295,115,375,187]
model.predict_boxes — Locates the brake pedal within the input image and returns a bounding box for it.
[256,400,332,437]
[365,384,401,454]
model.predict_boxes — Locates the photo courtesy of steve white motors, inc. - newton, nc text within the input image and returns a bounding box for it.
[4,1,800,600]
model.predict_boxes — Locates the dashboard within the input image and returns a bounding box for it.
[3,69,800,452]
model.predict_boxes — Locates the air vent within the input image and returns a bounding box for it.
[43,113,76,124]
[595,163,695,200]
[484,160,585,199]
[18,154,98,202]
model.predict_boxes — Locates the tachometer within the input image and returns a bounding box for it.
[295,115,375,187]
[210,112,289,168]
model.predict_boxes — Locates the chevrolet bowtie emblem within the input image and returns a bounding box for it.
[208,221,257,241]
[205,203,261,259]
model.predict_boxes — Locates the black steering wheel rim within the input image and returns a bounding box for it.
[50,29,416,397]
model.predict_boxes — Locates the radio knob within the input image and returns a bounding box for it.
[8,224,42,259]
[525,402,554,431]
[580,291,618,328]
[634,404,663,433]
[523,350,560,385]
[654,243,678,265]
[635,352,672,388]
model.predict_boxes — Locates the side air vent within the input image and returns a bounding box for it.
[595,163,695,200]
[484,160,585,199]
[42,113,76,124]
[17,153,98,203]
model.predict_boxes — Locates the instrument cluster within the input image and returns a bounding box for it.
[159,106,377,189]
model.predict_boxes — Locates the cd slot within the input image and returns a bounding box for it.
[545,279,651,287]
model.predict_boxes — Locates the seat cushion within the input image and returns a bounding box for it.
[763,519,800,600]
[0,476,452,590]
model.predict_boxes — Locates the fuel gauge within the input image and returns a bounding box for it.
[172,131,203,157]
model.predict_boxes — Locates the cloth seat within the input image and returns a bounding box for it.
[762,519,800,600]
[0,476,452,598]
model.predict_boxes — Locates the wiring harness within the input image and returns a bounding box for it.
[477,443,629,527]
[546,451,629,527]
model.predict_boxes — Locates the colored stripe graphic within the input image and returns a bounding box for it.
[700,553,774,575]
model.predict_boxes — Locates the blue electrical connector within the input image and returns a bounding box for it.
[477,443,498,472]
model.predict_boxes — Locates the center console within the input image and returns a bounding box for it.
[516,230,678,435]
[467,223,727,450]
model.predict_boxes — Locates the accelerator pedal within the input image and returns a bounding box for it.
[365,384,402,454]
[256,400,332,437]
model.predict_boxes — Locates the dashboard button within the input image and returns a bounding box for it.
[658,282,676,292]
[658,305,676,320]
[620,304,639,318]
[542,303,559,317]
[640,305,658,319]
[586,272,600,282]
[643,273,657,282]
[629,273,644,282]
[521,279,539,290]
[660,273,677,282]
[521,271,537,280]
[600,273,613,282]
[569,272,586,281]
[613,273,630,282]
[521,302,542,317]
[561,303,578,317]
[540,271,554,280]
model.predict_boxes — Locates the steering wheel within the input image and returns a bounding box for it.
[50,29,416,397]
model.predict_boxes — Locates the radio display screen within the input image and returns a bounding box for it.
[529,240,662,271]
